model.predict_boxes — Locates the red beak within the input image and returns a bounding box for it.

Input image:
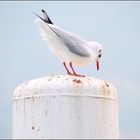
[96,60,99,71]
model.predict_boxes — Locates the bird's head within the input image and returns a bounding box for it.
[88,42,103,71]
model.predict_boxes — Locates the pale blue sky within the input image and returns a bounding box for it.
[0,1,140,138]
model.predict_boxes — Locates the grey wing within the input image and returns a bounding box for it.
[49,25,90,57]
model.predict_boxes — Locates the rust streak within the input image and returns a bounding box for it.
[32,96,35,103]
[104,81,109,87]
[37,127,40,132]
[32,126,35,130]
[106,83,109,87]
[73,79,82,84]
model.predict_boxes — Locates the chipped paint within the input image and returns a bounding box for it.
[104,81,109,87]
[73,79,82,84]
[32,126,35,130]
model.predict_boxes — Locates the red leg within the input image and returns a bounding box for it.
[63,62,72,75]
[69,62,85,77]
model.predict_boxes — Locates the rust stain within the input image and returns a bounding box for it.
[37,127,40,132]
[24,81,29,85]
[32,96,35,103]
[78,75,85,78]
[49,75,55,80]
[45,110,47,116]
[102,85,106,95]
[32,126,35,130]
[48,79,51,81]
[104,81,109,87]
[107,89,110,94]
[102,84,110,96]
[73,79,82,84]
[52,96,55,98]
[105,83,109,87]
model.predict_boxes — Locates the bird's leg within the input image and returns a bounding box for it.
[63,62,72,75]
[69,62,85,77]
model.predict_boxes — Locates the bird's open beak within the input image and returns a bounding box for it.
[96,60,99,71]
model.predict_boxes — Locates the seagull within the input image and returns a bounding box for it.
[34,9,103,77]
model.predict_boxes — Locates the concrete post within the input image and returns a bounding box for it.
[12,75,119,139]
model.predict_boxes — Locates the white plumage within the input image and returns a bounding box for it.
[34,10,103,76]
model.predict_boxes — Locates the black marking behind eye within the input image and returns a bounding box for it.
[98,54,101,58]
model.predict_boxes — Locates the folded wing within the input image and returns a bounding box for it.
[49,24,90,57]
[35,17,90,58]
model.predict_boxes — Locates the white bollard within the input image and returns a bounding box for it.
[12,75,119,139]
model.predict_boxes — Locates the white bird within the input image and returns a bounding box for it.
[34,9,103,77]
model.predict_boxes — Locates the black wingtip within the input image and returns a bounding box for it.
[41,9,53,24]
[42,9,45,13]
[33,10,53,24]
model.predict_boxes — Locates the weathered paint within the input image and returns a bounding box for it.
[12,75,119,139]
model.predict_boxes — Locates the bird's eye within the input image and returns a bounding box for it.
[98,54,101,58]
[99,50,102,53]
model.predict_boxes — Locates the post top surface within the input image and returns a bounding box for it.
[13,75,118,100]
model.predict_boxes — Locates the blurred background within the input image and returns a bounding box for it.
[0,1,140,138]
